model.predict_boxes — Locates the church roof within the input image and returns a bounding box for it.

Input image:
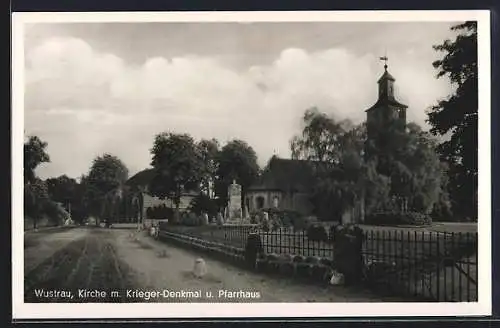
[248,158,339,193]
[126,168,155,188]
[377,69,395,83]
[367,66,408,112]
[365,97,408,112]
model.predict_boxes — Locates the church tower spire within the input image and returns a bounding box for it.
[365,57,408,158]
[377,55,397,101]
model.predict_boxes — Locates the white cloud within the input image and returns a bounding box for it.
[24,36,453,179]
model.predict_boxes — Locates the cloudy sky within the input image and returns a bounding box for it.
[23,21,459,180]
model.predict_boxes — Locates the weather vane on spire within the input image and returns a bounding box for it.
[379,49,388,70]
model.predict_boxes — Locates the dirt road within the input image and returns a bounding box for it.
[24,227,403,303]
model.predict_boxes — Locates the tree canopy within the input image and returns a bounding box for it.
[46,175,78,205]
[149,133,203,220]
[215,139,259,207]
[291,108,448,221]
[24,135,50,184]
[291,107,354,164]
[427,21,478,220]
[197,138,220,197]
[84,154,129,220]
[24,178,49,228]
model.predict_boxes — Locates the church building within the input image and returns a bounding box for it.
[246,59,408,223]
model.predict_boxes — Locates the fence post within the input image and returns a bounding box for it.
[334,225,364,285]
[245,232,263,270]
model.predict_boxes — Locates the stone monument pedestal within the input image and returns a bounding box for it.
[226,180,243,224]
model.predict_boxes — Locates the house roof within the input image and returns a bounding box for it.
[125,168,198,195]
[125,168,156,188]
[248,158,336,193]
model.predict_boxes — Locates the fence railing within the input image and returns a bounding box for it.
[362,230,477,302]
[159,223,478,302]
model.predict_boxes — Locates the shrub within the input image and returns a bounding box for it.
[281,214,292,227]
[43,201,69,225]
[328,222,342,242]
[180,212,203,226]
[292,216,310,231]
[253,208,302,228]
[365,211,432,226]
[282,209,301,222]
[158,221,169,231]
[261,219,272,232]
[269,215,282,231]
[216,213,224,226]
[188,194,218,218]
[307,224,328,242]
[147,205,174,221]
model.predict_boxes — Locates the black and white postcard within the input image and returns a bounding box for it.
[12,10,492,319]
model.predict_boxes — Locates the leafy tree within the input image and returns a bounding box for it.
[24,135,50,184]
[70,177,89,224]
[46,175,77,206]
[427,21,478,220]
[84,154,129,223]
[197,138,219,198]
[42,200,71,226]
[45,175,91,224]
[149,133,203,222]
[215,139,259,209]
[188,193,218,218]
[292,108,447,222]
[24,178,49,229]
[102,186,127,226]
[291,110,371,220]
[24,135,52,228]
[291,107,353,164]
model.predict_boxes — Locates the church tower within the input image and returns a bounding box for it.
[365,57,408,159]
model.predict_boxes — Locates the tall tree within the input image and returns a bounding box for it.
[292,108,447,221]
[149,133,203,222]
[427,21,478,220]
[197,138,220,198]
[291,107,352,164]
[45,175,88,224]
[24,178,49,229]
[216,139,259,209]
[24,135,50,184]
[70,176,89,224]
[24,135,51,228]
[84,154,129,223]
[46,175,78,207]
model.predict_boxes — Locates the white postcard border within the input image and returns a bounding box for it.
[12,10,492,319]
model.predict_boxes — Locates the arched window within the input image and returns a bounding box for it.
[273,196,279,208]
[256,196,265,209]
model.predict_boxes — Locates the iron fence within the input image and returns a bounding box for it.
[159,223,478,302]
[362,230,478,302]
